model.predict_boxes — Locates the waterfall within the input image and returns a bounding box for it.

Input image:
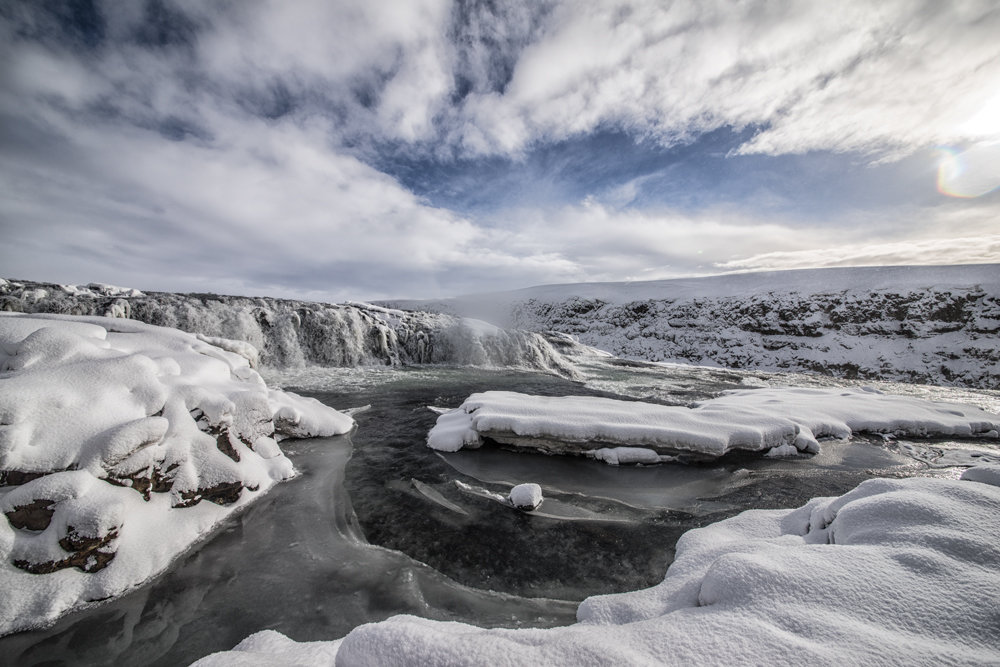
[0,280,577,377]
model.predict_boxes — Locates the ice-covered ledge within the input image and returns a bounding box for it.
[0,313,355,637]
[427,389,1000,462]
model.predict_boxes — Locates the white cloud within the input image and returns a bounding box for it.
[452,0,1000,159]
[717,235,1000,273]
[2,1,999,300]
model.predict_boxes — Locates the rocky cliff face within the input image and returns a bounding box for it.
[0,280,576,377]
[506,284,1000,388]
[383,266,1000,389]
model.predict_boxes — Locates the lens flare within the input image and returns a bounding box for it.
[936,142,1000,198]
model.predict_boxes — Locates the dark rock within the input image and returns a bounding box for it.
[173,480,244,508]
[4,498,56,531]
[13,524,120,574]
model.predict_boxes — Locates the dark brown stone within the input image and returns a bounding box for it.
[0,470,49,487]
[13,524,120,574]
[4,498,56,531]
[173,480,244,508]
[104,462,179,500]
[1,465,78,487]
[215,429,241,463]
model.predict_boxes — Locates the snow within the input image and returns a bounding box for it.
[196,466,1000,665]
[385,264,1000,388]
[508,483,543,511]
[191,630,342,667]
[0,313,355,636]
[427,388,1000,462]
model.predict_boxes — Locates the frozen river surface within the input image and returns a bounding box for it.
[1,359,997,666]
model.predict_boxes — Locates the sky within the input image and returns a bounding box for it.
[1,0,999,302]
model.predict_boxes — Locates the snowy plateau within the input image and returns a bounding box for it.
[387,264,1000,389]
[0,267,999,666]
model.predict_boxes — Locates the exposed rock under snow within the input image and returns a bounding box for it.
[194,467,1000,665]
[0,313,354,636]
[427,388,1000,462]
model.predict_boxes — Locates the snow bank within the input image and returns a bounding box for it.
[0,313,354,636]
[197,466,1000,665]
[427,388,1000,461]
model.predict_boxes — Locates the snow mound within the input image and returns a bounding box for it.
[427,388,1000,462]
[199,468,1000,665]
[0,313,354,636]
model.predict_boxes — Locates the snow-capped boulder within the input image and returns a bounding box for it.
[508,483,543,511]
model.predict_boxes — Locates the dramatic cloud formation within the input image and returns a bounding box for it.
[1,0,998,300]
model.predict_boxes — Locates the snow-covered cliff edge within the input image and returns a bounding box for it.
[0,280,575,377]
[385,265,1000,389]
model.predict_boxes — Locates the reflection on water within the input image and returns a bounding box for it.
[1,358,996,665]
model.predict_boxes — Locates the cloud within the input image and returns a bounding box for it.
[717,235,1000,273]
[0,106,573,300]
[1,1,998,301]
[452,1,1000,159]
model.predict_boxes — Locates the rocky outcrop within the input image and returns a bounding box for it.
[0,313,356,637]
[504,287,999,387]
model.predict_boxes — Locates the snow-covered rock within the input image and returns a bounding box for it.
[0,280,577,378]
[386,264,1000,389]
[427,388,1000,462]
[0,313,355,636]
[507,483,543,511]
[195,466,1000,665]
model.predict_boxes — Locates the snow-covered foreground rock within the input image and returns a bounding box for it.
[195,467,1000,665]
[0,279,577,377]
[387,264,1000,389]
[0,313,354,636]
[427,388,1000,462]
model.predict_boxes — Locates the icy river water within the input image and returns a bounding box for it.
[2,358,998,666]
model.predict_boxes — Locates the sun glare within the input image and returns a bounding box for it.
[936,142,1000,198]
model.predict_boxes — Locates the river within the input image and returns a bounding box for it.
[1,358,997,665]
